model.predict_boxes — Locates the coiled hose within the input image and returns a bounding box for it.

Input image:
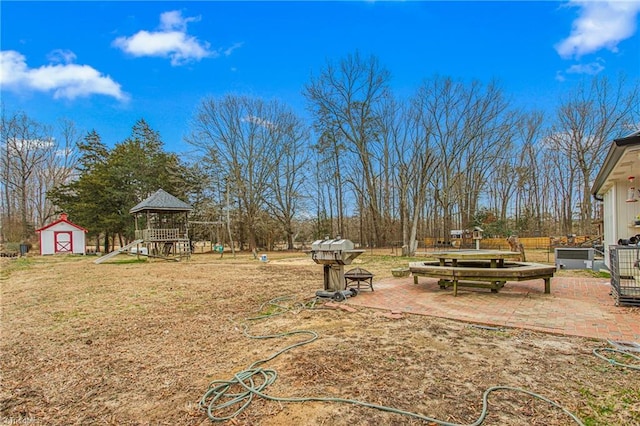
[198,297,634,425]
[593,347,640,370]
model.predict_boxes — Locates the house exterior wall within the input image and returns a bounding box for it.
[618,182,640,240]
[40,230,54,255]
[602,188,616,268]
[71,229,86,254]
[602,181,640,268]
[591,132,640,271]
[39,222,86,255]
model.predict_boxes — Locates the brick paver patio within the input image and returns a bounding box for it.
[347,275,640,341]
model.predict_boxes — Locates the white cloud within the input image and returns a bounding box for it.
[47,49,77,64]
[113,10,216,66]
[242,115,275,130]
[556,58,606,81]
[565,60,605,75]
[224,42,244,57]
[8,137,55,151]
[556,1,640,59]
[159,10,200,32]
[0,50,128,101]
[556,58,604,81]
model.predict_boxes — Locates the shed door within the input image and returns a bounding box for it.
[54,231,72,253]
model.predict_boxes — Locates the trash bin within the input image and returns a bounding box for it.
[19,244,29,256]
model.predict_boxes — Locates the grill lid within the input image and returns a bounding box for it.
[311,237,354,252]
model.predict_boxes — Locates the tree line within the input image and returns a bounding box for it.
[1,52,638,254]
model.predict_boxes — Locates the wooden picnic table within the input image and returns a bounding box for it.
[410,250,554,296]
[431,250,522,268]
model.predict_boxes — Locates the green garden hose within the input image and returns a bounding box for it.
[199,297,591,425]
[593,347,640,370]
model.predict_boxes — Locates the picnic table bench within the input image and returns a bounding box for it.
[409,250,555,296]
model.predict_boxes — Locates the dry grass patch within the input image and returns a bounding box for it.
[1,252,636,425]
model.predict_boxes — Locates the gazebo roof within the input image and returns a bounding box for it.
[129,189,193,214]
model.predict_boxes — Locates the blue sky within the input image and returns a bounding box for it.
[2,1,639,154]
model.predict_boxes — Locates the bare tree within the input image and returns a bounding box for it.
[0,112,61,241]
[34,118,81,225]
[304,51,392,245]
[390,96,436,255]
[374,93,402,245]
[313,128,347,237]
[412,76,514,242]
[263,107,310,249]
[516,112,546,231]
[546,75,639,235]
[487,111,547,235]
[312,148,336,239]
[488,152,518,226]
[188,95,308,250]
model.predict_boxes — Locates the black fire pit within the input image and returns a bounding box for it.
[344,267,374,291]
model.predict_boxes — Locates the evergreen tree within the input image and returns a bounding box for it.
[49,120,194,251]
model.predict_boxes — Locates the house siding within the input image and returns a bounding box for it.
[603,188,616,268]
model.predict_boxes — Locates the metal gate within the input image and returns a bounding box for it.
[609,246,640,306]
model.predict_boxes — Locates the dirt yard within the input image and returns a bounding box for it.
[1,251,638,425]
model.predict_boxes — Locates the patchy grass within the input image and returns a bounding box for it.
[1,253,636,425]
[0,257,33,279]
[109,257,149,264]
[579,386,640,425]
